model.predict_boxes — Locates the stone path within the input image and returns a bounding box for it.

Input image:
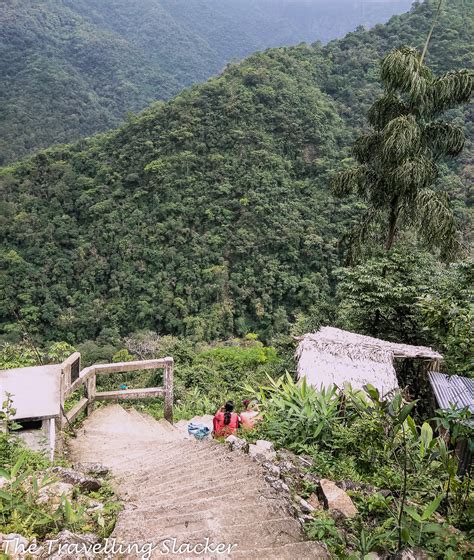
[69,404,328,559]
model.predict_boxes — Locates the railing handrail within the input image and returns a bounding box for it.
[94,357,173,374]
[60,354,174,426]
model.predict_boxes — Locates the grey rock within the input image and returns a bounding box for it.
[74,463,109,476]
[320,478,358,518]
[225,435,249,452]
[270,479,290,493]
[393,548,430,560]
[281,472,298,487]
[303,472,321,486]
[296,496,316,514]
[82,497,105,513]
[248,440,276,462]
[277,449,298,461]
[279,460,300,476]
[337,479,376,493]
[262,461,281,478]
[0,533,31,560]
[51,467,101,492]
[37,481,74,507]
[336,479,391,498]
[264,475,279,484]
[256,440,275,452]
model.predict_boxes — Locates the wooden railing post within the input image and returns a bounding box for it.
[60,352,81,395]
[63,363,71,392]
[163,358,174,423]
[85,373,96,416]
[58,369,66,429]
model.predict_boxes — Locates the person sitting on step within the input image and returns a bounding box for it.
[240,399,261,430]
[213,400,240,438]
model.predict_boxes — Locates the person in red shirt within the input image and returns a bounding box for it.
[213,401,240,438]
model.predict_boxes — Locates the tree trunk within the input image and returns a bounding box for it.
[420,0,443,64]
[386,196,400,252]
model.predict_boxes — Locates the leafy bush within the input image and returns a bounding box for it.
[305,512,345,555]
[0,341,75,369]
[245,376,473,558]
[195,343,278,369]
[417,261,474,376]
[246,373,340,451]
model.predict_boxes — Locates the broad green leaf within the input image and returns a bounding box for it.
[63,496,76,523]
[422,493,443,521]
[421,522,445,534]
[364,384,380,402]
[11,452,26,477]
[0,489,12,500]
[404,505,422,523]
[0,468,10,479]
[420,422,433,458]
[401,526,411,543]
[398,402,416,424]
[406,414,417,437]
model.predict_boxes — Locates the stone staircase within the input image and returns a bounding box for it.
[69,405,328,559]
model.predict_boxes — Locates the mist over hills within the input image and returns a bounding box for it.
[0,0,414,163]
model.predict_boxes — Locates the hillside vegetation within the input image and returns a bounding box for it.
[0,0,472,351]
[0,0,414,163]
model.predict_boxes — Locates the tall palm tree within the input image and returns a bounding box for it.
[332,43,472,259]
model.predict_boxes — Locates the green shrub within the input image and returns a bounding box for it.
[247,373,340,451]
[305,512,345,555]
[244,376,473,557]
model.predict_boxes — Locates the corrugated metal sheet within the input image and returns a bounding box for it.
[428,372,474,413]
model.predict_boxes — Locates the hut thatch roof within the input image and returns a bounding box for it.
[296,327,442,397]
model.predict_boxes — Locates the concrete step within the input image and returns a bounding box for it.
[129,451,247,482]
[134,474,267,504]
[117,486,280,518]
[232,540,330,559]
[69,405,326,560]
[115,516,301,551]
[131,461,258,495]
[125,409,180,436]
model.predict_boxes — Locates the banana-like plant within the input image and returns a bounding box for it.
[244,373,341,450]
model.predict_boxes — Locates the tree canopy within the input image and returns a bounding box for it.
[332,44,472,258]
[0,0,413,164]
[0,0,472,351]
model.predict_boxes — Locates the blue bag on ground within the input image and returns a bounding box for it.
[187,422,210,440]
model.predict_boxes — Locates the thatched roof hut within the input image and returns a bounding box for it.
[296,327,442,397]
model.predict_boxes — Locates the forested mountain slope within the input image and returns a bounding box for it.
[1,0,472,344]
[0,0,414,163]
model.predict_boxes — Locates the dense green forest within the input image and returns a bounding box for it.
[0,0,415,163]
[0,3,473,555]
[1,0,472,374]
